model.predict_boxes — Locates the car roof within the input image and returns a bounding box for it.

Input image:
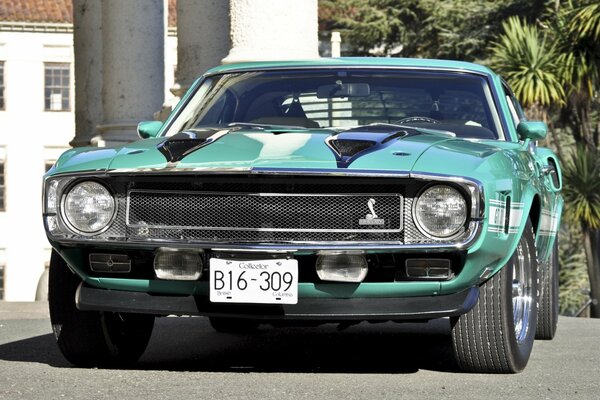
[204,57,496,77]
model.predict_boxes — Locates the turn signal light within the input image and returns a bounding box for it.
[405,258,451,279]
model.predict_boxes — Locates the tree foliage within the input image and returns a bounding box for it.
[558,224,590,316]
[490,17,564,108]
[550,1,600,148]
[562,146,600,230]
[418,0,546,61]
[319,0,428,56]
[319,0,547,61]
[562,2,600,96]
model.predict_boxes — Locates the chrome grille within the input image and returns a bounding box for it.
[127,190,403,233]
[118,176,451,244]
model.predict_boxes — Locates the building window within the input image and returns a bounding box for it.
[44,63,70,111]
[0,61,4,110]
[0,152,5,211]
[0,267,4,299]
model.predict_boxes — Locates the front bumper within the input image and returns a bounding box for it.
[76,283,479,321]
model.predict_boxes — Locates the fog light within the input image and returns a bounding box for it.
[405,259,451,279]
[316,252,368,282]
[154,248,203,280]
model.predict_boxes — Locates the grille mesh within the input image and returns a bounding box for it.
[127,191,402,232]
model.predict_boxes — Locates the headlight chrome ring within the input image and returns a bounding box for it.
[413,184,468,239]
[61,181,116,235]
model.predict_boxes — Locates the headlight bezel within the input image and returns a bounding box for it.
[59,179,117,236]
[413,183,469,240]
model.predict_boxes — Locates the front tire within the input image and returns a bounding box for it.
[451,219,538,373]
[48,250,155,367]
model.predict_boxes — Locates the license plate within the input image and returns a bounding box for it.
[209,258,298,304]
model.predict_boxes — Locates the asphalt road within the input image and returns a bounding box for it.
[0,302,598,400]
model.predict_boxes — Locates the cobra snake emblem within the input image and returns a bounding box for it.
[366,198,378,219]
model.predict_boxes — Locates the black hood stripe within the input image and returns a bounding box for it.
[157,129,230,165]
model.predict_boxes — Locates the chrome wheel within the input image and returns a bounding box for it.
[512,235,533,344]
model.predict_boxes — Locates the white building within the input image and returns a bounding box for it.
[0,0,319,301]
[0,0,178,300]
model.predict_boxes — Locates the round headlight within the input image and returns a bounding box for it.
[414,185,467,238]
[63,181,115,234]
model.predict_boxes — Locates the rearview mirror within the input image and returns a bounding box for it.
[317,83,370,99]
[517,121,547,141]
[137,121,163,139]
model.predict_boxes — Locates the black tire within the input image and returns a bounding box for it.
[451,219,538,373]
[536,238,559,340]
[209,317,259,333]
[48,250,155,367]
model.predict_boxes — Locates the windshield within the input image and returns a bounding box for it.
[164,69,502,139]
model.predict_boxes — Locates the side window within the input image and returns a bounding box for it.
[502,82,526,128]
[196,89,235,126]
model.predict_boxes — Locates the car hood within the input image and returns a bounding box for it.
[51,125,505,176]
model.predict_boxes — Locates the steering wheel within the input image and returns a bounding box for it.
[394,116,440,124]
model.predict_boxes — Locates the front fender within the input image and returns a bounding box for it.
[439,148,561,294]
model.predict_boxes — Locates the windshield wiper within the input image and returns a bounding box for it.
[367,123,456,137]
[227,122,308,130]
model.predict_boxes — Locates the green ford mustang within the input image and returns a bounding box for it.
[43,58,563,372]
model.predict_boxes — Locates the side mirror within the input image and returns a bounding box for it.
[137,121,163,139]
[517,121,547,141]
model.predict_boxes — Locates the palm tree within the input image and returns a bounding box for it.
[566,2,600,96]
[490,16,565,120]
[552,2,600,318]
[489,16,565,155]
[562,146,600,317]
[553,1,600,148]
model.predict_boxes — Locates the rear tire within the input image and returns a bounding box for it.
[48,250,155,367]
[451,219,538,373]
[209,317,259,333]
[536,238,559,340]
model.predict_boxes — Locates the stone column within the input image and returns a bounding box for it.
[97,0,166,145]
[175,0,231,95]
[154,0,231,121]
[71,0,103,147]
[223,0,319,63]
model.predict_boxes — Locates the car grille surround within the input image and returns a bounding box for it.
[58,175,476,246]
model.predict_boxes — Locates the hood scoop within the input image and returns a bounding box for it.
[328,138,377,158]
[157,129,229,164]
[326,125,415,167]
